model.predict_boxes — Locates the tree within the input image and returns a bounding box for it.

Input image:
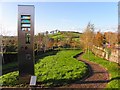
[94,31,104,47]
[104,32,118,46]
[34,33,44,51]
[47,38,54,49]
[43,31,49,52]
[80,22,95,51]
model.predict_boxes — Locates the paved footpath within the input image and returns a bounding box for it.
[60,52,110,89]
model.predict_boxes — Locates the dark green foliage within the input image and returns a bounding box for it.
[3,53,17,64]
[5,45,17,52]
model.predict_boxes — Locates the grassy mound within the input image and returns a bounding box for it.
[0,50,88,87]
[82,51,120,88]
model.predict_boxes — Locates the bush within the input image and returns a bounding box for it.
[0,71,19,86]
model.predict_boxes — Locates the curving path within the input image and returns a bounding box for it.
[60,52,110,88]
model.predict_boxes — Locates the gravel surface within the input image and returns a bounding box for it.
[60,52,110,89]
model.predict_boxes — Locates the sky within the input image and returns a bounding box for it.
[0,2,118,36]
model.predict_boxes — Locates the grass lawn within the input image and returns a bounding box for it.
[0,49,88,87]
[2,50,58,74]
[82,51,120,88]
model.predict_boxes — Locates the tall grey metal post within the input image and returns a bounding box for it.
[118,2,120,65]
[18,5,35,83]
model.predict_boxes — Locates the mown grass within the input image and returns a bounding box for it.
[0,49,88,87]
[2,50,58,73]
[35,50,88,86]
[82,51,120,88]
[49,32,81,41]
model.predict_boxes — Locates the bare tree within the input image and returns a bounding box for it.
[80,22,95,51]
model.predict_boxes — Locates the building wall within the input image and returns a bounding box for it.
[92,46,119,64]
